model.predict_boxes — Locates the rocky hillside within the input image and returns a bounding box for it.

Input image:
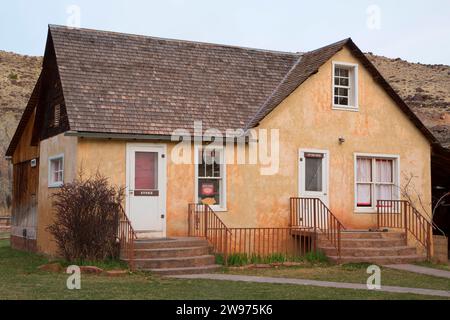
[0,51,41,215]
[0,50,448,216]
[366,53,450,148]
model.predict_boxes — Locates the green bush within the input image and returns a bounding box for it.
[303,250,329,263]
[218,252,303,266]
[8,72,18,81]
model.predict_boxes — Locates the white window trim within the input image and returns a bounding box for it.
[332,61,359,111]
[194,144,227,212]
[48,153,64,188]
[353,153,400,213]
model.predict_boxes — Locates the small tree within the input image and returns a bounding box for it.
[48,173,125,262]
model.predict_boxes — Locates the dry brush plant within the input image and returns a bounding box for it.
[399,172,447,236]
[47,173,125,262]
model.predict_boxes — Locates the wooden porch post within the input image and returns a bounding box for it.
[204,205,208,238]
[313,199,317,252]
[403,201,408,246]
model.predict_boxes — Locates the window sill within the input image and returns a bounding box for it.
[332,105,359,112]
[210,206,227,213]
[48,183,63,188]
[354,208,376,214]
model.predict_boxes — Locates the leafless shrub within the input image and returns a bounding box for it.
[47,173,125,262]
[400,172,447,235]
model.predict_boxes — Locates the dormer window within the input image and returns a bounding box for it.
[332,62,358,110]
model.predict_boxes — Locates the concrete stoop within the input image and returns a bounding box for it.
[121,237,221,275]
[318,231,426,264]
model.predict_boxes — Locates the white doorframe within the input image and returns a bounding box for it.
[126,143,167,237]
[298,148,329,206]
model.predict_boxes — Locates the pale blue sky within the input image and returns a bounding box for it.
[0,0,449,64]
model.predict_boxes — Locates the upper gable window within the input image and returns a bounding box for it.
[50,104,60,127]
[332,62,358,111]
[54,104,60,126]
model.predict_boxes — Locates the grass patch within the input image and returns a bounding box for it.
[56,258,129,271]
[415,261,450,271]
[224,263,450,291]
[303,250,329,263]
[8,72,18,80]
[0,239,447,300]
[225,253,291,266]
[217,250,328,266]
[341,263,373,271]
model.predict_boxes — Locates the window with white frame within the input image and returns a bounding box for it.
[355,155,398,210]
[196,146,226,210]
[48,154,64,187]
[333,62,358,110]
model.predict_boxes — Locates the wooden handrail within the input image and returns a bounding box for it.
[188,203,232,264]
[117,204,137,270]
[290,197,344,259]
[189,203,319,265]
[377,200,432,259]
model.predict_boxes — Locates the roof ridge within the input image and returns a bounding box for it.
[306,38,351,54]
[48,24,301,57]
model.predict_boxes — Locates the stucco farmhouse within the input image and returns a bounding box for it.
[6,25,439,274]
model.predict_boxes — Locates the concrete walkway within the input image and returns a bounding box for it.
[384,264,450,279]
[171,273,450,298]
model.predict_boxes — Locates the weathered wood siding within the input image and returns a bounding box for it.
[12,110,39,165]
[11,159,39,239]
[11,108,40,239]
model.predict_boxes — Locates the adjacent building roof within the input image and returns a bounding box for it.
[6,25,439,157]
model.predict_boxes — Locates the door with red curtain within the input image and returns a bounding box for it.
[126,144,166,237]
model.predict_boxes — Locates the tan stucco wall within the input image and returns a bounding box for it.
[223,46,431,229]
[76,139,194,237]
[36,133,77,255]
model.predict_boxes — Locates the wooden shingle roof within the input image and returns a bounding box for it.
[49,25,299,135]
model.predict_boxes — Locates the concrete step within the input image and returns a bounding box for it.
[146,264,222,276]
[130,254,216,269]
[319,238,407,248]
[321,231,406,240]
[133,237,209,249]
[133,246,211,259]
[328,255,426,265]
[320,246,417,257]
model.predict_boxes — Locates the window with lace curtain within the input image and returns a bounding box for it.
[355,155,399,211]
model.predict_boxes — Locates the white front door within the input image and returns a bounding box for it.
[299,149,329,206]
[126,144,166,237]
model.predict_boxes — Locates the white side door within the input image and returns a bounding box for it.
[126,144,166,237]
[299,149,329,206]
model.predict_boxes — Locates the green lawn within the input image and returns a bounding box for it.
[223,262,450,291]
[0,239,447,300]
[415,261,450,272]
